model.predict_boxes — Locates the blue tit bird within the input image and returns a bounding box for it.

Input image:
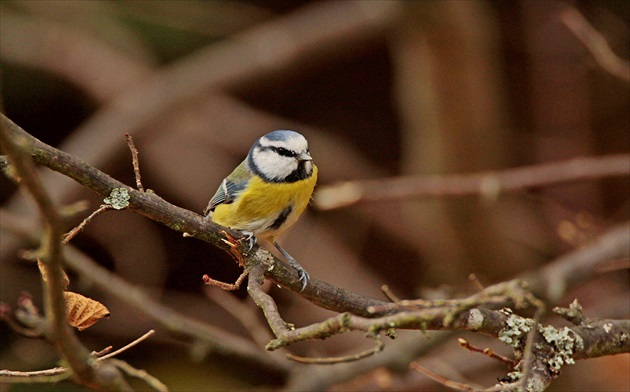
[204,130,318,291]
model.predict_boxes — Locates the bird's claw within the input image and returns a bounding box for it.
[286,258,309,292]
[241,231,257,253]
[296,268,310,292]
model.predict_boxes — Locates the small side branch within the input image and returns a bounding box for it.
[125,133,144,192]
[99,330,156,360]
[457,338,518,369]
[63,204,112,244]
[203,270,249,291]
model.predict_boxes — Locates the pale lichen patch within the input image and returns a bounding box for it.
[538,324,583,374]
[104,188,130,210]
[499,313,535,348]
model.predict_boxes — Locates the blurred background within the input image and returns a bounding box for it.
[1,0,628,391]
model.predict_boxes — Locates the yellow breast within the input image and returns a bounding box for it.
[211,165,318,240]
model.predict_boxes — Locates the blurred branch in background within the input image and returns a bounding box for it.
[315,154,630,210]
[561,7,630,83]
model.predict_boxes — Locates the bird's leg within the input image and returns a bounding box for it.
[273,241,309,292]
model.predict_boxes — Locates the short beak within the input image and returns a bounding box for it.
[298,151,312,161]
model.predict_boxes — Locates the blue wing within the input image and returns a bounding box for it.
[203,161,251,216]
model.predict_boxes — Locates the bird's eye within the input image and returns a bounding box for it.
[274,147,294,157]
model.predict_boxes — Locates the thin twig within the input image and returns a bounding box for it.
[203,270,249,291]
[286,336,384,365]
[63,204,112,244]
[0,367,67,377]
[457,338,517,369]
[0,368,71,384]
[99,330,156,361]
[125,133,144,192]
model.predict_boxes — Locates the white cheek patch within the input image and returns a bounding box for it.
[253,149,297,180]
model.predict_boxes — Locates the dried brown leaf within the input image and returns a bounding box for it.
[64,292,110,331]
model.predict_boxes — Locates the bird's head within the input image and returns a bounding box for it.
[248,130,314,183]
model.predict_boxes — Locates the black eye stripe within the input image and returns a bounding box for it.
[271,146,296,157]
